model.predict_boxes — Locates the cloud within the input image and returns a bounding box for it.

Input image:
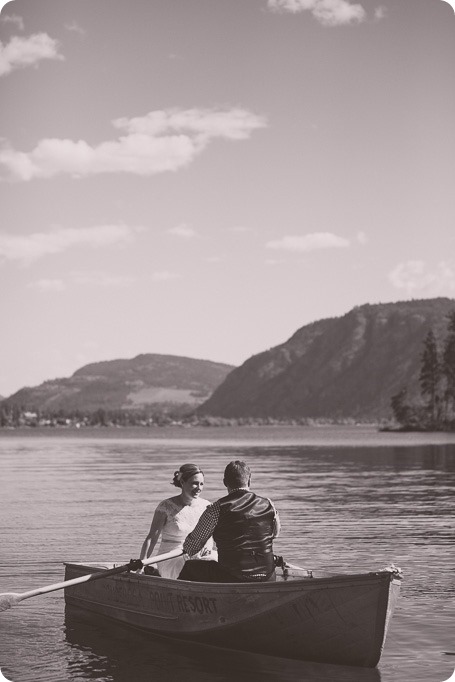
[267,0,367,26]
[64,21,86,37]
[114,108,266,141]
[152,271,181,282]
[374,6,387,20]
[167,223,197,238]
[71,271,136,288]
[28,271,136,291]
[0,33,63,77]
[28,278,66,292]
[0,107,267,181]
[356,230,368,244]
[266,232,350,252]
[388,260,455,296]
[0,225,139,264]
[1,14,25,30]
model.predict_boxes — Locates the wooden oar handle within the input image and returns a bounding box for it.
[141,547,184,567]
[0,547,185,608]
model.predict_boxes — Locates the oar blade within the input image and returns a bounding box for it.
[0,593,23,612]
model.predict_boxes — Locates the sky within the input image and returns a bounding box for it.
[0,0,454,397]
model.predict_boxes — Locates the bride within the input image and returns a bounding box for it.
[139,463,215,579]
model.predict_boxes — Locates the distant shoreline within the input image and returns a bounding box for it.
[1,423,455,448]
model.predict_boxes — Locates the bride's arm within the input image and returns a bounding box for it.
[139,506,167,561]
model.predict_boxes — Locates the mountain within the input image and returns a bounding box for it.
[199,298,455,420]
[2,354,234,414]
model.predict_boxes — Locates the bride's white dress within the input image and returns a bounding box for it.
[153,497,214,579]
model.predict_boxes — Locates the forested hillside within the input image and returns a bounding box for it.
[199,299,455,420]
[2,354,234,415]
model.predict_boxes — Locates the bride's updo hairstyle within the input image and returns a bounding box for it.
[172,463,204,488]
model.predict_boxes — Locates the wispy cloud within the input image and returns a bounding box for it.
[167,223,197,238]
[71,271,136,288]
[266,232,350,252]
[267,0,367,26]
[0,107,267,181]
[356,230,368,245]
[116,108,266,141]
[151,271,181,282]
[265,258,285,265]
[64,21,86,37]
[28,278,66,292]
[0,225,139,264]
[0,33,63,77]
[388,260,455,296]
[1,14,25,31]
[28,270,136,291]
[374,6,387,20]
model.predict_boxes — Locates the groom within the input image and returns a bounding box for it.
[178,460,280,583]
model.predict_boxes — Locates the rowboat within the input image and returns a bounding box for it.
[63,561,402,668]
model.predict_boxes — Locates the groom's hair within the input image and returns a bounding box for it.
[224,460,251,489]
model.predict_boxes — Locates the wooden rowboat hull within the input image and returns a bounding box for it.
[64,563,401,668]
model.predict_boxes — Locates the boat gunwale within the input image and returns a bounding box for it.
[63,561,399,592]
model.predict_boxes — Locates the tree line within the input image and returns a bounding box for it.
[0,404,196,429]
[391,311,455,431]
[0,403,365,429]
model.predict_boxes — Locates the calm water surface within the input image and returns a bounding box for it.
[0,426,454,682]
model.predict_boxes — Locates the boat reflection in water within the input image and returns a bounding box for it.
[64,605,382,682]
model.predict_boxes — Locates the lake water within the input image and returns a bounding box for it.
[0,425,454,682]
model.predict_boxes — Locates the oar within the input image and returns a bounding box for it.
[0,547,184,612]
[283,561,313,577]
